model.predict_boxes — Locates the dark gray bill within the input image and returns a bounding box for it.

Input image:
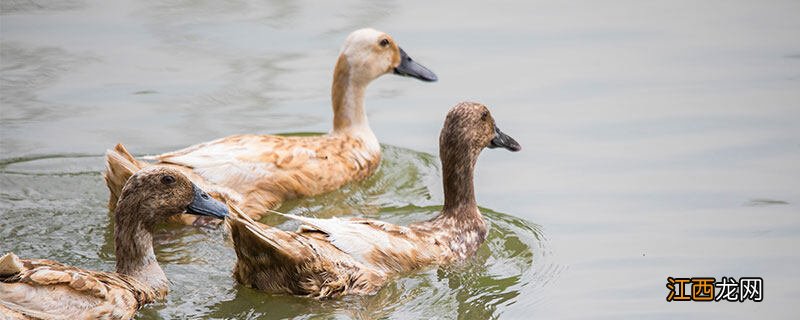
[488,125,521,152]
[393,47,438,82]
[186,184,228,219]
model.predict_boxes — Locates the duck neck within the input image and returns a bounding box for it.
[441,148,479,216]
[331,54,372,135]
[114,201,168,297]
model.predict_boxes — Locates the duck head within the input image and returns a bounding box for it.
[116,167,229,223]
[439,102,520,211]
[440,102,521,159]
[339,28,437,84]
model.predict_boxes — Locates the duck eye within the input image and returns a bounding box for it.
[379,39,390,47]
[161,175,176,185]
[481,111,489,121]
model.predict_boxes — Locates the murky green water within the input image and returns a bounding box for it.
[1,0,799,318]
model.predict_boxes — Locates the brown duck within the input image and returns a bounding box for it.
[103,28,437,226]
[226,102,521,298]
[0,168,228,319]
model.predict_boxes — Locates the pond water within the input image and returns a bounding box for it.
[1,0,798,319]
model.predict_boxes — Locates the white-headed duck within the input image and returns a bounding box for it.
[104,28,437,226]
[225,102,521,298]
[0,168,228,319]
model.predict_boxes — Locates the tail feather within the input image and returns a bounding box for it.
[225,205,386,298]
[0,252,23,278]
[103,143,147,212]
[226,205,310,265]
[226,204,325,295]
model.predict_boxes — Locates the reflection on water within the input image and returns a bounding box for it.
[0,145,552,319]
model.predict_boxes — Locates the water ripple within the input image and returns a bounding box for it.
[0,144,556,319]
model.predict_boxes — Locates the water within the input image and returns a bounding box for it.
[1,0,798,318]
[0,146,549,319]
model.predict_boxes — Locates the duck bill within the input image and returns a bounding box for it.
[488,125,521,152]
[186,184,229,219]
[393,47,438,82]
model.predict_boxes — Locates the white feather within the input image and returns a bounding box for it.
[274,212,415,266]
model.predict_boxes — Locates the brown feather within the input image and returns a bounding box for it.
[226,206,386,298]
[1,255,158,319]
[101,29,419,226]
[1,168,224,318]
[226,102,519,298]
[103,143,146,213]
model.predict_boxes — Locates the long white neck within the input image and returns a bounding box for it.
[330,54,380,153]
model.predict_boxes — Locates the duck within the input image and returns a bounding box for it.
[104,28,437,226]
[225,102,521,298]
[0,167,228,319]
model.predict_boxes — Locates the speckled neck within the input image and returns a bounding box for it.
[114,199,169,297]
[440,146,480,215]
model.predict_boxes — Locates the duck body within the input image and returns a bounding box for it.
[228,206,487,298]
[0,255,159,320]
[0,168,229,319]
[226,102,521,298]
[151,130,380,219]
[103,28,437,224]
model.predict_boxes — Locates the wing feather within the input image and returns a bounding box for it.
[0,255,156,319]
[155,134,319,186]
[271,211,419,267]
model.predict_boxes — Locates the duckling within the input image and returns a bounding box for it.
[104,28,437,225]
[0,168,228,319]
[226,102,521,298]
